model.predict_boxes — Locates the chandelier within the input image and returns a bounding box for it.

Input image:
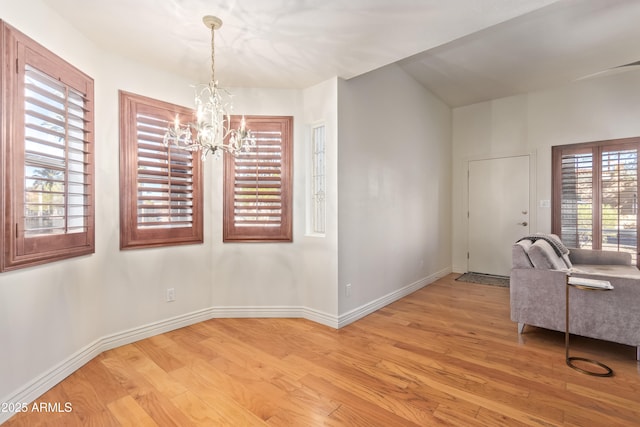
[163,15,255,159]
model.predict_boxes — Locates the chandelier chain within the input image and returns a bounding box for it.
[210,23,216,85]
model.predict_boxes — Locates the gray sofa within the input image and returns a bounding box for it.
[510,235,640,360]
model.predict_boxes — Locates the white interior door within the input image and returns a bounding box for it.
[468,156,530,276]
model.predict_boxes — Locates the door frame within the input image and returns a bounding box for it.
[464,152,537,273]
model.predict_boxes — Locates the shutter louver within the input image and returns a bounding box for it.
[136,113,194,229]
[559,151,593,249]
[233,130,283,227]
[601,148,638,259]
[23,65,91,237]
[223,115,293,242]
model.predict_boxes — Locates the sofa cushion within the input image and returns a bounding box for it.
[528,239,569,270]
[568,248,632,266]
[572,264,640,279]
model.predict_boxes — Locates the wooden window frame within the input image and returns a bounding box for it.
[1,21,95,272]
[119,91,203,249]
[223,115,293,242]
[552,137,640,262]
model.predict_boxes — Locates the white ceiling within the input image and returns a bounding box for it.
[41,0,640,107]
[399,0,640,106]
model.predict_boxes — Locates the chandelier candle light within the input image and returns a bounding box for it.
[163,15,255,159]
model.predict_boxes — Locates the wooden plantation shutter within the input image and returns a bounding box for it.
[552,137,640,264]
[223,115,293,242]
[601,145,638,258]
[119,91,203,249]
[554,147,594,249]
[2,21,95,271]
[23,66,91,238]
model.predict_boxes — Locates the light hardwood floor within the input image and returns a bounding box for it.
[4,274,640,426]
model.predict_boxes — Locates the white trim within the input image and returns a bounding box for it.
[451,264,468,274]
[0,308,216,424]
[209,306,339,329]
[0,268,450,424]
[337,267,451,328]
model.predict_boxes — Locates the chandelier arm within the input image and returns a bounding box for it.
[163,15,253,160]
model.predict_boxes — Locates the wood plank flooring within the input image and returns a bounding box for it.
[4,274,640,426]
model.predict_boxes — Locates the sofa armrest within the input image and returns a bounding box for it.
[510,267,640,348]
[568,248,631,266]
[510,269,567,331]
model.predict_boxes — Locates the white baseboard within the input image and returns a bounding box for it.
[337,266,451,328]
[451,264,467,274]
[0,308,217,425]
[0,267,451,424]
[209,306,339,329]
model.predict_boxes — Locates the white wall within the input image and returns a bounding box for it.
[0,0,340,412]
[452,71,640,272]
[0,0,214,405]
[301,79,340,316]
[208,83,339,320]
[337,63,452,316]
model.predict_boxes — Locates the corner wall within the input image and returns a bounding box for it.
[208,83,340,321]
[337,63,453,318]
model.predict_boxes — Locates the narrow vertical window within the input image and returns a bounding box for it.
[224,115,293,242]
[2,22,95,271]
[311,124,326,235]
[119,91,203,249]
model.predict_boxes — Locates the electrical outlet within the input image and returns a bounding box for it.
[166,288,176,302]
[345,283,352,297]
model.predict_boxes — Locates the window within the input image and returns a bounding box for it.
[552,137,639,263]
[1,21,95,272]
[223,115,293,242]
[310,124,326,235]
[119,91,203,249]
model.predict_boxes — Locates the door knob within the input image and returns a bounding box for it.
[519,221,528,226]
[522,210,528,215]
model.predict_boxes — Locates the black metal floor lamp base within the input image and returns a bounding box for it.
[566,356,614,377]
